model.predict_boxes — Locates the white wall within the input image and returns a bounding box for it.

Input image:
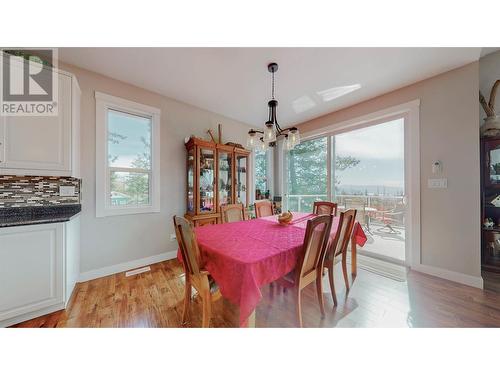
[59,62,252,274]
[295,63,481,281]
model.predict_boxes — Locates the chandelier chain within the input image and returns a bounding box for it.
[272,71,275,99]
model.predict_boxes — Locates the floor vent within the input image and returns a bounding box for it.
[125,266,151,277]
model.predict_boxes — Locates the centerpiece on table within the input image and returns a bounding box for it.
[278,211,293,225]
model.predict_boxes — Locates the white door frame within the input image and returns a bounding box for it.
[295,99,421,268]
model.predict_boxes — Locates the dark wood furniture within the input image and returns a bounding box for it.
[276,215,333,327]
[185,137,250,227]
[173,215,221,327]
[313,201,338,216]
[481,136,500,273]
[324,209,357,305]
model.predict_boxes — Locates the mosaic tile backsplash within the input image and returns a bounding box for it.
[0,176,81,208]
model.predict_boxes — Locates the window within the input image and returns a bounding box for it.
[286,137,328,212]
[95,92,160,217]
[254,149,270,200]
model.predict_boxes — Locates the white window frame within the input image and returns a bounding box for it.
[95,91,161,217]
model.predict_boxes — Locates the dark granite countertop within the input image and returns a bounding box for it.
[0,204,82,228]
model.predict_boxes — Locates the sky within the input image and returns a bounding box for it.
[335,118,404,189]
[107,110,152,168]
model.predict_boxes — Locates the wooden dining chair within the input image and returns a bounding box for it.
[254,199,274,218]
[173,215,221,327]
[313,201,338,216]
[344,198,368,231]
[220,203,245,223]
[323,209,357,306]
[276,215,333,327]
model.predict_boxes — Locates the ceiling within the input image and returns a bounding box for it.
[59,48,485,128]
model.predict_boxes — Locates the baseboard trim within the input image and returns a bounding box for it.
[79,251,177,282]
[1,303,65,328]
[411,264,483,289]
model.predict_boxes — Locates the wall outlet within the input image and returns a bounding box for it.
[170,233,177,241]
[428,178,447,189]
[59,185,76,196]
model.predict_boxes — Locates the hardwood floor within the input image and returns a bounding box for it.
[11,259,500,328]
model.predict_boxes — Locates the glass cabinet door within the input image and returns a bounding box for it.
[187,148,195,213]
[218,151,232,206]
[235,153,248,206]
[199,148,215,213]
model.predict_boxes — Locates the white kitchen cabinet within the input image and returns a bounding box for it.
[0,217,80,327]
[0,65,81,177]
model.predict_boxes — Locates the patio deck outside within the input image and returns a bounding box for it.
[287,193,405,263]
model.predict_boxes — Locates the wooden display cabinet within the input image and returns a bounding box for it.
[184,137,250,226]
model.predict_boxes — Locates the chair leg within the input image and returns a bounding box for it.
[316,275,325,317]
[327,265,338,306]
[296,288,303,328]
[201,291,212,328]
[182,278,191,325]
[342,256,350,291]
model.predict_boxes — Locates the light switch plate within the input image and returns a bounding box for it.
[428,178,447,189]
[59,185,76,196]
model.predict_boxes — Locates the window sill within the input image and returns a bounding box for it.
[96,205,160,218]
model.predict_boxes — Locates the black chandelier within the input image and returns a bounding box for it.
[246,63,300,151]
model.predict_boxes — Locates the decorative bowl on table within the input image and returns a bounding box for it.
[278,211,293,225]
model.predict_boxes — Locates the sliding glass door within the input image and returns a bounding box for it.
[283,117,406,264]
[334,119,405,264]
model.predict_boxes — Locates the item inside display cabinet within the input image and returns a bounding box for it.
[485,231,500,258]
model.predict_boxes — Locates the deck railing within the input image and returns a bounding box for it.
[286,193,405,226]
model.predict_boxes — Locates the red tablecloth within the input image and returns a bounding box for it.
[179,212,367,326]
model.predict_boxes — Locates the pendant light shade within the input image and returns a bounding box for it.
[264,121,276,143]
[258,139,269,152]
[246,130,257,149]
[289,127,301,147]
[284,136,293,151]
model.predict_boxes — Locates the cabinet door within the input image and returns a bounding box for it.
[0,223,64,322]
[187,147,196,214]
[235,152,249,207]
[198,147,216,214]
[217,150,233,206]
[1,72,72,172]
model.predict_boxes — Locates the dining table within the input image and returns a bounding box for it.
[183,212,367,327]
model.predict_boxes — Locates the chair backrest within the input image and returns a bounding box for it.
[254,200,274,218]
[313,201,338,216]
[295,215,333,281]
[221,203,245,223]
[173,215,202,276]
[326,209,357,261]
